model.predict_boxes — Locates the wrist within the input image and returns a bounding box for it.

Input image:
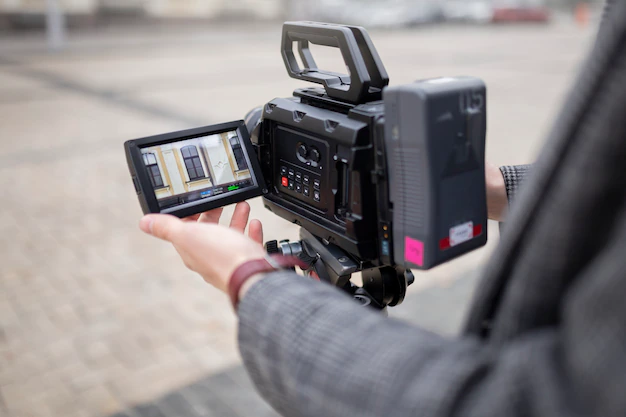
[228,255,308,309]
[486,163,508,221]
[223,249,266,284]
[228,256,277,309]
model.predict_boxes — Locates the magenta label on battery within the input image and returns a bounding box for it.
[405,236,424,266]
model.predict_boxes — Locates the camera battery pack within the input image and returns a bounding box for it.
[384,77,488,269]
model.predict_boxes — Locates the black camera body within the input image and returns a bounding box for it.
[253,22,487,271]
[125,21,488,308]
[256,92,384,263]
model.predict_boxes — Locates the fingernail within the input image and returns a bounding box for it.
[139,216,154,234]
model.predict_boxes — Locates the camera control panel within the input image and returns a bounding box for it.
[273,126,328,211]
[279,165,322,203]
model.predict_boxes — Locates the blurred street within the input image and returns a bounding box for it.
[0,19,594,417]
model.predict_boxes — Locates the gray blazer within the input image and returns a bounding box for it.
[237,1,626,416]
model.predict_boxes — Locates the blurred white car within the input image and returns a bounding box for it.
[443,1,493,23]
[289,0,444,28]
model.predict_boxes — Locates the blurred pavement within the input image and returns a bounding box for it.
[0,21,593,417]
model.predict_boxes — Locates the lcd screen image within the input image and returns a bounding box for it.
[140,130,255,210]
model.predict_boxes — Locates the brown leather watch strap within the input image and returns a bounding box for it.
[228,255,308,310]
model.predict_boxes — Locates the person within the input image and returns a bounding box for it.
[138,1,626,416]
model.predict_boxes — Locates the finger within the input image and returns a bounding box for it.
[183,214,201,222]
[198,208,223,224]
[229,202,250,233]
[248,219,264,244]
[139,214,184,242]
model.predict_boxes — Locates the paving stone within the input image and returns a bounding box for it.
[77,386,124,416]
[108,359,207,406]
[178,379,242,417]
[156,392,201,417]
[108,412,135,417]
[134,404,167,417]
[117,365,280,417]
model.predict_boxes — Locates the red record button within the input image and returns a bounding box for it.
[281,177,289,187]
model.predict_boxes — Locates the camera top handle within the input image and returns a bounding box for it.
[281,21,389,104]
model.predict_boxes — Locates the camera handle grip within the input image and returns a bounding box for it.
[281,21,389,104]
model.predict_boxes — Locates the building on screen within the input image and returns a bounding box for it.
[141,132,251,200]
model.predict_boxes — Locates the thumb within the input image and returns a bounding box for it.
[139,214,184,242]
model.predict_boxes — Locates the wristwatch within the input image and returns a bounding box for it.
[228,254,308,309]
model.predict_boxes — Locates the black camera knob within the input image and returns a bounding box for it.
[310,147,321,163]
[264,240,280,255]
[297,143,308,159]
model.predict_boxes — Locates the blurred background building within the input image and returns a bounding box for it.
[0,0,601,31]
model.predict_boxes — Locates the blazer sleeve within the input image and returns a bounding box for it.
[499,164,532,205]
[237,217,626,417]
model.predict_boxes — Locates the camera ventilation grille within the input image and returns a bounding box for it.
[393,147,424,230]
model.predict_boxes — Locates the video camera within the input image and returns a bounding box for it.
[125,21,488,309]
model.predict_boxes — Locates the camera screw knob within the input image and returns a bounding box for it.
[265,240,280,255]
[310,147,321,163]
[297,143,309,159]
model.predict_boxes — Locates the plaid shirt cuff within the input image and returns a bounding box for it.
[499,164,532,205]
